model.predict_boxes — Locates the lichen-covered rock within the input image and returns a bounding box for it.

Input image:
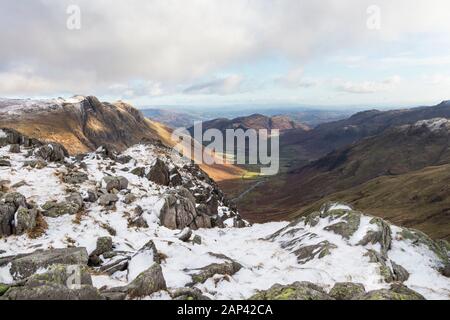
[249,282,333,300]
[9,247,89,280]
[13,206,37,235]
[329,282,366,300]
[189,260,242,285]
[41,200,80,217]
[1,283,103,300]
[292,241,337,264]
[125,263,167,298]
[171,287,210,300]
[359,283,425,300]
[358,217,392,257]
[324,210,361,239]
[391,261,410,282]
[400,228,449,266]
[147,158,170,186]
[92,237,113,257]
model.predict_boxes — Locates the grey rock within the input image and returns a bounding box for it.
[63,171,88,184]
[329,282,366,300]
[147,158,170,186]
[9,144,20,153]
[98,193,119,206]
[9,247,89,280]
[41,200,80,217]
[34,143,68,162]
[13,206,37,235]
[0,160,11,167]
[171,287,210,300]
[359,283,425,300]
[125,263,167,298]
[391,261,410,282]
[130,167,146,177]
[177,227,192,242]
[249,282,333,300]
[189,260,242,285]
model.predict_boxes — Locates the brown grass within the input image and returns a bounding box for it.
[27,213,48,239]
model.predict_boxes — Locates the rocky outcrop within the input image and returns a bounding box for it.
[159,188,212,230]
[359,283,425,300]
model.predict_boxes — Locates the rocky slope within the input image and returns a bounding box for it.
[0,129,448,300]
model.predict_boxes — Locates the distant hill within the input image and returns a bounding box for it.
[141,108,205,128]
[188,113,310,134]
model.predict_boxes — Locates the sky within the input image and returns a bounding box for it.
[1,0,450,109]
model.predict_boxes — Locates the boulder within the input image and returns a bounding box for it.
[147,159,170,186]
[171,287,210,300]
[98,194,119,206]
[13,206,37,235]
[9,247,89,280]
[102,176,128,192]
[130,167,146,177]
[9,144,20,153]
[177,227,192,242]
[249,282,333,300]
[34,143,68,162]
[189,260,242,285]
[125,263,167,298]
[127,240,160,281]
[359,283,425,300]
[41,200,80,217]
[391,261,410,282]
[0,159,11,167]
[329,282,366,300]
[63,171,88,184]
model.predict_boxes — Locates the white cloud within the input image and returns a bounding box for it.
[335,76,401,94]
[276,68,318,88]
[0,0,450,99]
[184,75,244,95]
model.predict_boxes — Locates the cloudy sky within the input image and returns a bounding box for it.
[1,0,450,108]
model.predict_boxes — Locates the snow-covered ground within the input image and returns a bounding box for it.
[0,140,449,300]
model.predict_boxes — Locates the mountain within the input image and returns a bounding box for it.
[141,108,205,128]
[189,114,310,134]
[239,118,450,240]
[280,101,450,166]
[0,96,245,183]
[0,131,448,299]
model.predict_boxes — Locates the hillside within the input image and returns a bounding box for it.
[0,130,448,299]
[238,118,450,240]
